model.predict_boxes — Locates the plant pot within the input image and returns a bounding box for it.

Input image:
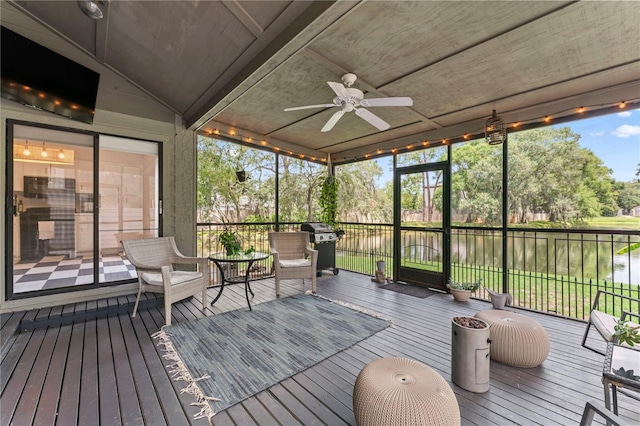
[450,288,472,302]
[487,289,512,310]
[376,260,385,273]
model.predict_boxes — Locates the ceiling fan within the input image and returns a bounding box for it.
[284,73,413,132]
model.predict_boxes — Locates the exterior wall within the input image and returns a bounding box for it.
[0,100,198,312]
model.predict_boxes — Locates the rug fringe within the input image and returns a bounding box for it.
[153,326,219,420]
[312,294,395,327]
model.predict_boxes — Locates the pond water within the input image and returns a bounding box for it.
[342,229,639,285]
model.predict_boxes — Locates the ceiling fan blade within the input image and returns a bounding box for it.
[284,104,336,111]
[321,110,346,132]
[359,97,413,107]
[327,81,349,98]
[355,108,390,131]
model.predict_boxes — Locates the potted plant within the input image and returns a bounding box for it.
[219,229,242,256]
[447,278,482,302]
[613,319,640,347]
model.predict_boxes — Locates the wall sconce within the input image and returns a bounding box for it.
[485,110,507,145]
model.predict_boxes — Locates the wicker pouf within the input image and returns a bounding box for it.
[353,357,460,426]
[475,310,549,368]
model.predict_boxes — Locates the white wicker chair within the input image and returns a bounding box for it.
[268,231,318,297]
[122,236,209,326]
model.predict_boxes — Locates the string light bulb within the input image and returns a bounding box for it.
[41,143,48,158]
[23,142,31,156]
[58,149,65,160]
[619,101,626,108]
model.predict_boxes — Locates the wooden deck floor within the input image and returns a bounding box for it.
[2,271,639,425]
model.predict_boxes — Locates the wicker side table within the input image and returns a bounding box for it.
[475,309,549,368]
[353,357,460,426]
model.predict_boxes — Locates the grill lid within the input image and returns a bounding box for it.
[301,222,335,233]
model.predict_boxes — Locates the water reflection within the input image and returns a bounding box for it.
[340,229,639,285]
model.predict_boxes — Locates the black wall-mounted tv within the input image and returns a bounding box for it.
[1,26,100,124]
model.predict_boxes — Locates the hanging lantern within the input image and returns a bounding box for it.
[485,110,507,145]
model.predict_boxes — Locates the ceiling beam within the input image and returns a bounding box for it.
[186,1,352,129]
[222,1,264,38]
[94,0,110,63]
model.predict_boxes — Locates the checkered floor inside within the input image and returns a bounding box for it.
[12,254,137,293]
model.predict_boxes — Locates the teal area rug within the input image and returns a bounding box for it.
[154,294,391,419]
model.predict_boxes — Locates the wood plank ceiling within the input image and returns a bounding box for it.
[2,1,639,164]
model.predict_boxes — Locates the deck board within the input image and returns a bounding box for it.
[1,271,639,425]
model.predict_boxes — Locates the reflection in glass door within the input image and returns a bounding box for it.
[10,124,94,295]
[394,162,450,290]
[98,136,159,284]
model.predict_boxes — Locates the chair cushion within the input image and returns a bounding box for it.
[279,259,311,268]
[141,271,202,286]
[590,310,638,342]
[590,310,619,341]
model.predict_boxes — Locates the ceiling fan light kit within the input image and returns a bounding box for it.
[285,73,413,132]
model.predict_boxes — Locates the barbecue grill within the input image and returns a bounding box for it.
[301,222,339,276]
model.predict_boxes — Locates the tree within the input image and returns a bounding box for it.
[450,141,502,224]
[617,181,640,214]
[336,160,388,223]
[197,136,275,223]
[278,157,324,222]
[507,127,619,223]
[396,149,446,223]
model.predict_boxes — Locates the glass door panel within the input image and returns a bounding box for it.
[10,124,94,295]
[98,136,159,284]
[394,163,449,290]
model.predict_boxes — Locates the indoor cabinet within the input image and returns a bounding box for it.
[76,160,93,193]
[75,214,93,254]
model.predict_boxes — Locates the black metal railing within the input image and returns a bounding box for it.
[196,221,639,320]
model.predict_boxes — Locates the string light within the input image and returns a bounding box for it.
[201,98,638,164]
[23,142,31,156]
[41,143,48,157]
[58,149,65,159]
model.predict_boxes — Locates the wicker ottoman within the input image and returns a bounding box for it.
[475,310,549,368]
[353,357,460,426]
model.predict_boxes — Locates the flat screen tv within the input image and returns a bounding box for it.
[1,26,100,124]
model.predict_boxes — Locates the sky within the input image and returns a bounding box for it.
[373,108,640,185]
[557,108,640,182]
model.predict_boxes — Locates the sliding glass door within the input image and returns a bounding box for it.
[6,121,161,298]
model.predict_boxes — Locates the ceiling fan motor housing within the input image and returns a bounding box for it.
[335,87,364,111]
